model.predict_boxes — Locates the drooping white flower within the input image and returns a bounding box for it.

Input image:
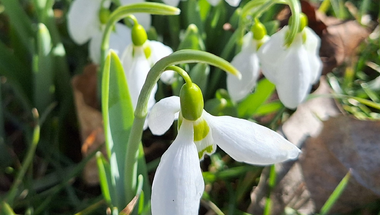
[257,25,322,109]
[121,24,174,111]
[152,120,204,215]
[67,0,152,64]
[149,82,301,214]
[227,31,269,102]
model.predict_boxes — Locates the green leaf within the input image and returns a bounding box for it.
[102,51,135,209]
[0,41,29,91]
[183,0,204,34]
[0,201,16,215]
[320,170,352,215]
[1,0,34,53]
[33,23,54,112]
[237,78,275,118]
[96,152,113,206]
[178,24,205,51]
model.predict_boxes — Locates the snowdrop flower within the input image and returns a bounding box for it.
[227,21,269,102]
[67,0,151,64]
[257,14,322,109]
[121,23,173,112]
[149,82,301,214]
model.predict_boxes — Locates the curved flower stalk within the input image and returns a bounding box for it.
[227,21,269,102]
[120,0,151,29]
[121,23,174,112]
[67,0,152,64]
[149,81,301,214]
[257,14,322,109]
[163,0,240,7]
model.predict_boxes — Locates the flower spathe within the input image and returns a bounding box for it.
[149,95,301,214]
[227,32,269,102]
[257,26,322,109]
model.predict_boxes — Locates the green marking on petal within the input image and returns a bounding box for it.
[302,30,307,44]
[193,118,209,142]
[144,44,151,59]
[198,145,214,159]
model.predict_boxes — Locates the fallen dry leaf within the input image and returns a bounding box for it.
[248,77,341,214]
[300,116,380,213]
[72,64,106,185]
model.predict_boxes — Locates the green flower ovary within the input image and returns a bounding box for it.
[251,21,267,41]
[132,24,148,46]
[180,83,204,121]
[98,8,110,25]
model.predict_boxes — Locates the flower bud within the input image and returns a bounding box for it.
[98,8,110,25]
[132,24,147,46]
[251,21,267,41]
[180,83,204,121]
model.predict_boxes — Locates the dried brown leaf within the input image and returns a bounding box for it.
[300,116,380,213]
[72,64,106,185]
[248,77,340,214]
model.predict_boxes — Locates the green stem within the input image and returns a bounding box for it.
[285,0,301,46]
[166,66,192,85]
[100,3,180,65]
[6,109,40,206]
[124,50,240,199]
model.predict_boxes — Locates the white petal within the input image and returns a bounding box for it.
[225,0,240,7]
[89,23,131,64]
[207,0,221,6]
[227,43,260,102]
[149,41,175,84]
[257,27,288,84]
[275,35,312,109]
[152,120,204,215]
[89,31,103,64]
[304,27,322,84]
[241,32,253,50]
[149,40,173,64]
[162,0,180,6]
[203,112,301,165]
[148,96,180,135]
[109,23,132,58]
[121,46,156,110]
[67,0,103,44]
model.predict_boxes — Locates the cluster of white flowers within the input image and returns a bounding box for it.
[227,18,322,109]
[67,1,321,214]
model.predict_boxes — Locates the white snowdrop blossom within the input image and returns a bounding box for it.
[257,25,322,109]
[149,82,301,214]
[67,0,152,64]
[121,24,174,112]
[227,31,269,102]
